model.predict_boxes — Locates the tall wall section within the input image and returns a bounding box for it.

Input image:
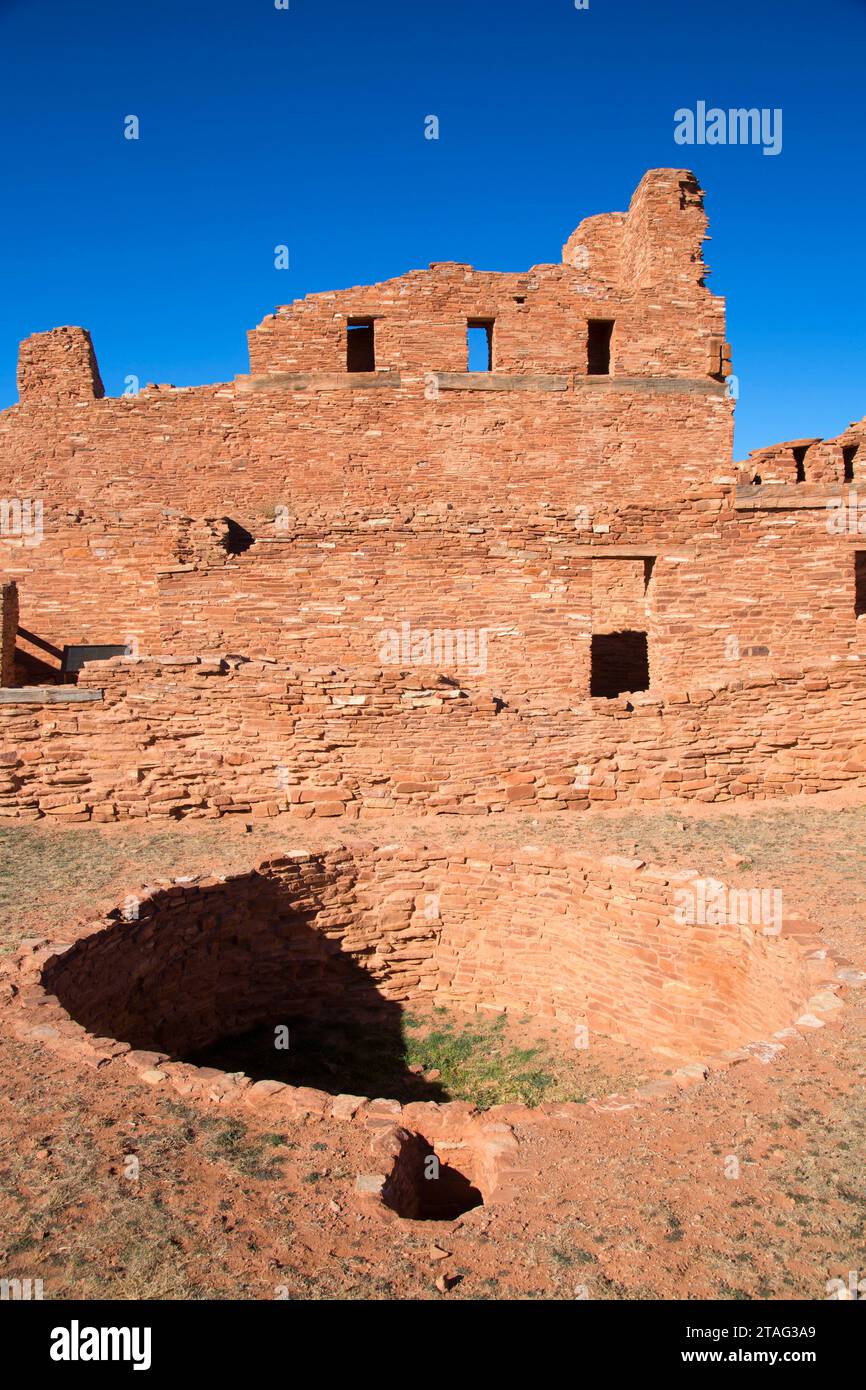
[0,169,735,701]
[0,581,18,686]
[1,167,864,707]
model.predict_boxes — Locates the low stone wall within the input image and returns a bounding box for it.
[37,843,836,1061]
[1,654,866,822]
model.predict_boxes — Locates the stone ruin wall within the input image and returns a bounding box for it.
[0,167,865,817]
[1,653,865,823]
[1,167,730,693]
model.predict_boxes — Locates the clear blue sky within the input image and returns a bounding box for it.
[0,0,863,457]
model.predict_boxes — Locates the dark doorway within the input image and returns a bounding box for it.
[855,552,866,617]
[590,630,649,698]
[347,318,375,372]
[587,319,614,375]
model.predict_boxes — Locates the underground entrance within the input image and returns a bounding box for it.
[38,844,829,1107]
[381,1133,485,1221]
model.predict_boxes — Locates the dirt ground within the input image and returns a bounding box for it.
[1,793,865,1300]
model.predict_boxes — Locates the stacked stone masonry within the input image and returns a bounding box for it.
[1,654,866,822]
[0,167,864,816]
[13,844,843,1070]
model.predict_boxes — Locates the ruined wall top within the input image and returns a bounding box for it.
[562,168,710,290]
[736,417,866,486]
[247,167,723,379]
[17,326,104,406]
[10,170,724,406]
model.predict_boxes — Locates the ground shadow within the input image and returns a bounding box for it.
[190,1013,450,1104]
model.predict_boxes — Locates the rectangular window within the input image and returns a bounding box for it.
[346,318,375,372]
[793,445,808,483]
[843,444,858,483]
[467,319,494,371]
[590,631,649,699]
[587,319,614,376]
[856,553,866,618]
[61,643,132,675]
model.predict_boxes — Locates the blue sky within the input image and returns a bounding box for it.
[0,0,863,456]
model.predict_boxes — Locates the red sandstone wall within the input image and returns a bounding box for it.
[248,169,721,379]
[6,379,865,697]
[1,654,864,823]
[154,493,866,694]
[0,168,736,699]
[0,376,732,686]
[16,327,104,405]
[1,169,863,710]
[738,420,865,487]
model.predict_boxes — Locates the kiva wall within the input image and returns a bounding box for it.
[41,843,830,1061]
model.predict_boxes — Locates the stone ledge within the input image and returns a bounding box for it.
[570,544,671,558]
[0,687,104,704]
[234,370,723,397]
[432,372,568,393]
[236,371,402,393]
[432,373,723,395]
[572,375,725,396]
[735,484,844,511]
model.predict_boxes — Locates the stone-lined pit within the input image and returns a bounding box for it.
[380,1131,486,1220]
[38,843,834,1108]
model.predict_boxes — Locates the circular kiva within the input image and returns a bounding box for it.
[12,842,850,1132]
